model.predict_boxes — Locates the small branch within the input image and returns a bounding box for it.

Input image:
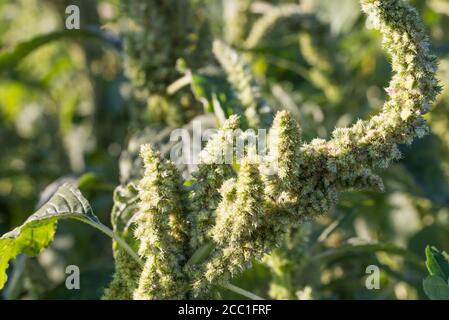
[167,72,192,95]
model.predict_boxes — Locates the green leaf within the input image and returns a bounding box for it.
[0,29,113,73]
[0,183,142,291]
[423,276,449,300]
[110,183,140,251]
[77,172,115,192]
[0,183,98,289]
[425,246,449,282]
[190,73,241,116]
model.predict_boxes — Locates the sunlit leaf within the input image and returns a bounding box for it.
[0,183,99,289]
[425,246,449,282]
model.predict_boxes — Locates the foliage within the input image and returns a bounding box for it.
[423,246,449,299]
[0,0,449,300]
[0,183,137,290]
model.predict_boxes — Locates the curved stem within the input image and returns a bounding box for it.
[78,218,143,267]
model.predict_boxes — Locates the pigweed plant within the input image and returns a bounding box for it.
[0,0,441,300]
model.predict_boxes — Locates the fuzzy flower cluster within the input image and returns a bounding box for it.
[187,116,240,251]
[121,0,212,125]
[122,0,197,94]
[133,145,189,299]
[104,0,440,299]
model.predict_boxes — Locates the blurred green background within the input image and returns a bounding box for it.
[0,0,448,300]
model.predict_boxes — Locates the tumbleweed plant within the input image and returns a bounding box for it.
[0,0,443,300]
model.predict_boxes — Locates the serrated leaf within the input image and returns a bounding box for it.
[111,183,140,252]
[423,276,449,300]
[425,246,449,282]
[0,183,99,289]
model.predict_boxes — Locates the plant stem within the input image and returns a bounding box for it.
[223,283,265,300]
[167,72,192,95]
[79,218,143,267]
[185,241,216,266]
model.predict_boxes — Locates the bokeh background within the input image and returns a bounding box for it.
[0,0,448,299]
